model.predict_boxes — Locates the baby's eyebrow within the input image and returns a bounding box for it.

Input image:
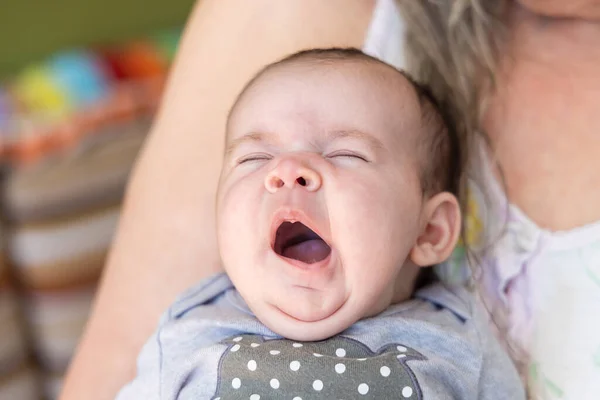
[225,132,279,156]
[225,129,384,156]
[328,129,384,150]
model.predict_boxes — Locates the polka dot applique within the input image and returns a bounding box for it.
[313,380,324,391]
[358,383,369,395]
[380,366,391,377]
[232,337,243,342]
[335,363,346,374]
[214,336,425,399]
[290,361,301,371]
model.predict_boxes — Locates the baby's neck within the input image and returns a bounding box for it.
[391,262,421,304]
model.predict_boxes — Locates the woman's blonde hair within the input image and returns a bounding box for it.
[397,0,532,378]
[397,0,507,208]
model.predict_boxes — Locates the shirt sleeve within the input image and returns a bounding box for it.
[114,310,169,400]
[115,273,234,400]
[474,303,527,399]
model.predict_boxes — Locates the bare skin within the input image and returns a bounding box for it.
[518,0,600,19]
[59,1,375,399]
[486,1,600,230]
[61,0,600,399]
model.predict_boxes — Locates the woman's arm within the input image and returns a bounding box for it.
[60,1,375,399]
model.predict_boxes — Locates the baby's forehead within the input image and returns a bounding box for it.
[261,59,419,104]
[229,59,423,136]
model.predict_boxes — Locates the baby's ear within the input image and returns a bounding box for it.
[410,192,461,267]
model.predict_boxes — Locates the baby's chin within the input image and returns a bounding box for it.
[248,296,389,342]
[255,303,357,341]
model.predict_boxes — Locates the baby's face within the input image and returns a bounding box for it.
[217,62,427,341]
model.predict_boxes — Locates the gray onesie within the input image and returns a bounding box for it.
[116,273,524,399]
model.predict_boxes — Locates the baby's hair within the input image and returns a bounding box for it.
[229,48,461,198]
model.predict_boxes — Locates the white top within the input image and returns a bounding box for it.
[363,0,406,71]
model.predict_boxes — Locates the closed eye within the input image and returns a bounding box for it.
[236,153,273,165]
[326,151,369,162]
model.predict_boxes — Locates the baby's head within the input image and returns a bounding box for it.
[217,48,461,341]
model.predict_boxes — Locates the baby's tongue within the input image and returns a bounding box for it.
[282,239,330,264]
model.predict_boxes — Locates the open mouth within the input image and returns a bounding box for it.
[273,221,331,264]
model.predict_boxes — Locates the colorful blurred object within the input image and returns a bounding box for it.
[49,51,110,108]
[152,27,183,63]
[13,65,72,120]
[0,27,180,165]
[101,41,167,80]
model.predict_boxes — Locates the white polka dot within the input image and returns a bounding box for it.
[251,343,260,348]
[290,361,301,371]
[250,395,260,400]
[247,360,257,371]
[313,353,323,357]
[402,386,414,398]
[270,379,280,389]
[232,378,241,389]
[293,397,302,400]
[293,343,303,348]
[270,350,280,355]
[313,380,324,391]
[358,383,369,395]
[231,344,240,352]
[233,337,243,342]
[336,348,346,357]
[380,366,391,377]
[397,354,406,359]
[335,363,346,374]
[397,345,407,352]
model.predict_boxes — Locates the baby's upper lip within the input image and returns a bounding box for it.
[269,207,331,252]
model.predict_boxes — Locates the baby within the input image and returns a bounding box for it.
[116,49,524,399]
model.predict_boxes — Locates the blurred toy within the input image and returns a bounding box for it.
[0,28,182,165]
[49,50,110,108]
[12,64,71,121]
[152,28,182,63]
[0,87,11,128]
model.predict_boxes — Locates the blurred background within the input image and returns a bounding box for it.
[0,0,195,398]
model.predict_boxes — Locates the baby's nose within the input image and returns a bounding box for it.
[264,157,322,193]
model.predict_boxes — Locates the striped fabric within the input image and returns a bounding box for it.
[2,118,148,399]
[0,225,40,400]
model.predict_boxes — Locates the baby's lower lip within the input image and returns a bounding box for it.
[278,252,332,271]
